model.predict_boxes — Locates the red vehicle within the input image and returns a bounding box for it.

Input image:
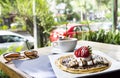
[49,24,90,42]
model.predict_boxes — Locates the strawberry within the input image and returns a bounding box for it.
[74,46,92,58]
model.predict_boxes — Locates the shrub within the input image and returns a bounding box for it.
[78,29,120,45]
[0,70,9,78]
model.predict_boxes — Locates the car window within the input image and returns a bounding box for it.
[81,26,89,31]
[0,36,4,43]
[0,35,25,43]
[55,26,67,32]
[73,26,81,32]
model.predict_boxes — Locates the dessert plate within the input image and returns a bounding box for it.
[48,50,120,78]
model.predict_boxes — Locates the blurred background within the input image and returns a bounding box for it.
[0,0,119,54]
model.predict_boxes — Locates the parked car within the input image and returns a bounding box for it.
[117,24,120,31]
[49,24,90,42]
[98,22,112,32]
[0,30,34,52]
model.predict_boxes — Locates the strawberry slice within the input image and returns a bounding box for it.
[74,46,91,58]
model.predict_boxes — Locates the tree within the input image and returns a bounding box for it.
[73,0,96,21]
[0,0,16,28]
[95,0,112,12]
[96,0,118,31]
[95,0,112,20]
[0,0,55,47]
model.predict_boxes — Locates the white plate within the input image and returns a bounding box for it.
[48,50,120,78]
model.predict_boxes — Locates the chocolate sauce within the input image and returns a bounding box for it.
[61,54,110,69]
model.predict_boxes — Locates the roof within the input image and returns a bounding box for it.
[67,23,87,26]
[0,30,25,38]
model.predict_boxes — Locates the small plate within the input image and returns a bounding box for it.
[48,50,120,78]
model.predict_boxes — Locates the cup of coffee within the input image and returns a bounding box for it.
[52,38,77,52]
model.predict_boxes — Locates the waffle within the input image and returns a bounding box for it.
[55,54,111,74]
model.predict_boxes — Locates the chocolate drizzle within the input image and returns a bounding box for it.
[91,56,95,65]
[61,54,109,69]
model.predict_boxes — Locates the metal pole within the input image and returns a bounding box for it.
[0,4,1,16]
[33,0,38,49]
[112,0,118,32]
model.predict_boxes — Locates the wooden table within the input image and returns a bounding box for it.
[0,40,120,78]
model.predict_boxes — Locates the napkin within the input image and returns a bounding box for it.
[13,55,56,78]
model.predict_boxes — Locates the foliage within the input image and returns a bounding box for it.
[80,20,92,24]
[55,0,82,22]
[22,25,26,31]
[0,0,119,47]
[0,0,55,47]
[0,70,9,78]
[105,13,112,21]
[0,25,9,30]
[95,0,111,11]
[0,44,23,55]
[0,0,15,16]
[11,25,16,30]
[79,29,120,45]
[15,0,55,47]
